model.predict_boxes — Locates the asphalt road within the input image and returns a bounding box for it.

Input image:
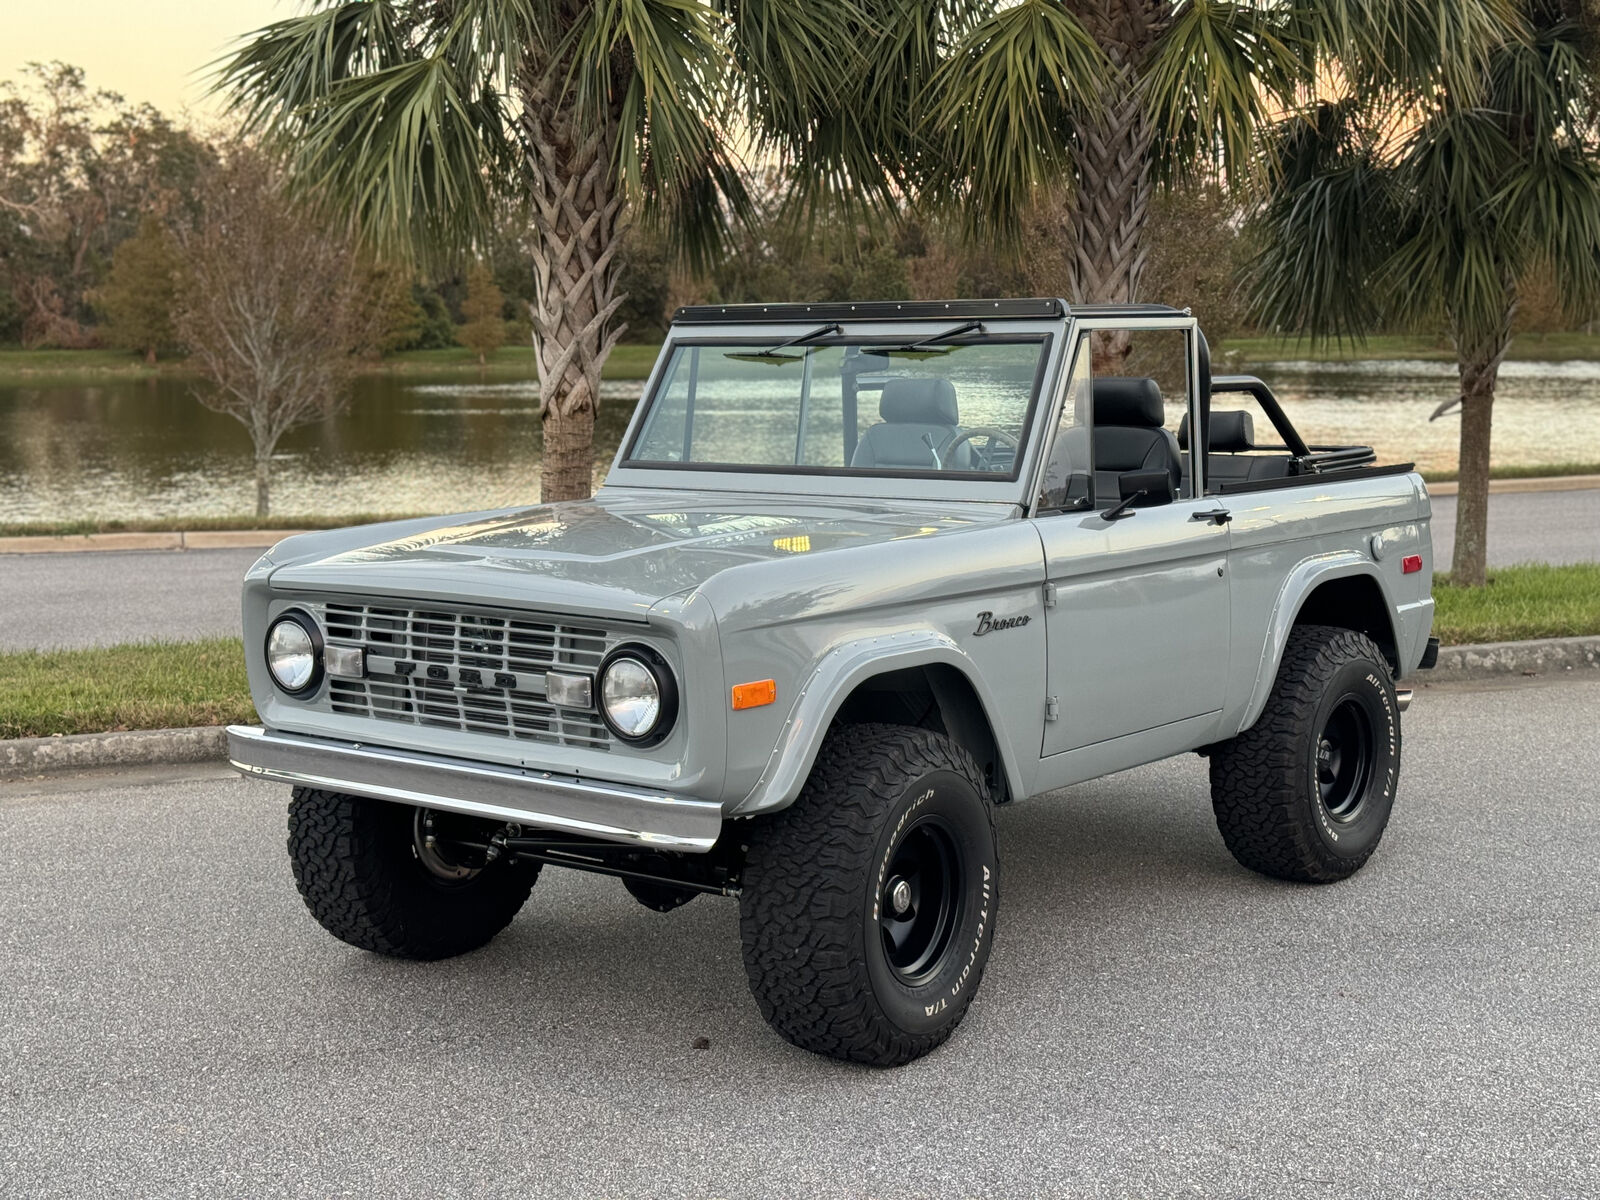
[0,548,259,651]
[1428,486,1600,570]
[1,674,1595,1199]
[1,488,1596,652]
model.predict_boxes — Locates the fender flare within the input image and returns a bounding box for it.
[1237,552,1400,732]
[729,630,1025,816]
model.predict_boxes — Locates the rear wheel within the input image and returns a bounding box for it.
[1209,625,1401,883]
[287,788,536,959]
[739,724,999,1066]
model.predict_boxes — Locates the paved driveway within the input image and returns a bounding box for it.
[2,673,1595,1198]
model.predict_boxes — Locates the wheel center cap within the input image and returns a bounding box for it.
[888,878,912,916]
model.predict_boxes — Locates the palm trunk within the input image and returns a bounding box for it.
[521,65,627,504]
[1071,61,1155,374]
[1450,308,1514,587]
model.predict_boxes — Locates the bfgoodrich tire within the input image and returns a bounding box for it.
[287,788,537,960]
[739,724,999,1066]
[1210,625,1401,884]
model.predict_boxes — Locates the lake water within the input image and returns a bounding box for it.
[2,357,1598,522]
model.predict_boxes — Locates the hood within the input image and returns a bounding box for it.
[267,489,1015,619]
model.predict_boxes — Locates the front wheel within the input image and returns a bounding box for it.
[287,788,537,959]
[738,724,999,1066]
[1209,625,1401,884]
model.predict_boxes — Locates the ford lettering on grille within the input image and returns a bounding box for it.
[318,602,614,749]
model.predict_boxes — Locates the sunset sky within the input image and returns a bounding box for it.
[8,0,289,116]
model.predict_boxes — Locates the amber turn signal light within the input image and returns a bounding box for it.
[731,679,777,710]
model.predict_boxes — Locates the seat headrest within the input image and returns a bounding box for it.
[880,377,959,426]
[1092,377,1165,428]
[1178,409,1255,452]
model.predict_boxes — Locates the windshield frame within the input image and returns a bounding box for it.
[606,318,1067,503]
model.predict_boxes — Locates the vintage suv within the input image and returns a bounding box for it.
[229,299,1438,1066]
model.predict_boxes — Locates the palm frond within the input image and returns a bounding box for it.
[924,0,1108,244]
[1248,101,1399,343]
[1290,0,1523,99]
[1143,0,1301,187]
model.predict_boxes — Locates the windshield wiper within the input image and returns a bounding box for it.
[877,320,986,357]
[724,323,842,365]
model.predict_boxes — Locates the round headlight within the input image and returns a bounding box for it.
[599,646,678,745]
[266,613,322,695]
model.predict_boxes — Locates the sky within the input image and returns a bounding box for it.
[6,0,291,117]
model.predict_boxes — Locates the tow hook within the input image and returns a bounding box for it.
[1395,687,1413,712]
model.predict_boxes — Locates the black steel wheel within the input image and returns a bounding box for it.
[878,817,962,984]
[1209,625,1401,884]
[1316,697,1376,822]
[739,724,999,1067]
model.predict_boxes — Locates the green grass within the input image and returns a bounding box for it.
[1418,461,1600,483]
[0,638,253,740]
[0,342,662,382]
[4,566,1597,741]
[0,513,428,538]
[1432,564,1600,645]
[1222,331,1600,363]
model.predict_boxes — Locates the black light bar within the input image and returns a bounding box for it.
[671,298,1068,324]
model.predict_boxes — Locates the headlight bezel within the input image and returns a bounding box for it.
[265,610,325,698]
[597,643,679,747]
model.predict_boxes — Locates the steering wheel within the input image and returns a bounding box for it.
[939,426,1021,472]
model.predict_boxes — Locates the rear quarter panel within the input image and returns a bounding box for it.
[1224,472,1434,735]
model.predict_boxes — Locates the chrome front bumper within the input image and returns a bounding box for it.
[226,725,722,852]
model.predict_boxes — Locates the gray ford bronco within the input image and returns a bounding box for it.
[230,298,1438,1066]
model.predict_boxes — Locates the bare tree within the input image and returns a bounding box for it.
[176,148,379,516]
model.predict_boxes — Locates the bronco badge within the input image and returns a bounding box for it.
[972,610,1031,636]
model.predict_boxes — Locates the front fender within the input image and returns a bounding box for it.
[729,631,1025,817]
[1236,552,1400,733]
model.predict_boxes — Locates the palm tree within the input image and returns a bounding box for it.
[218,0,959,502]
[925,0,1519,364]
[1249,0,1600,586]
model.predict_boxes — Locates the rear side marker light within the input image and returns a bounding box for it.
[732,679,777,710]
[1402,555,1423,574]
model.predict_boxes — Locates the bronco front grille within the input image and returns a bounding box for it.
[318,601,614,750]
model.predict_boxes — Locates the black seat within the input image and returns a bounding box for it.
[851,378,975,470]
[1177,409,1292,487]
[1091,377,1182,502]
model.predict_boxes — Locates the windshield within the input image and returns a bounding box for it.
[624,335,1048,478]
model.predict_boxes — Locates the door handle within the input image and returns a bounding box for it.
[1191,509,1232,525]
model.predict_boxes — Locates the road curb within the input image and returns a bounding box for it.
[4,636,1597,780]
[1,726,230,782]
[0,530,304,555]
[1426,634,1600,680]
[1424,473,1600,496]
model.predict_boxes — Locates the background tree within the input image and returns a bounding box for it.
[92,214,181,361]
[457,262,506,364]
[923,0,1519,367]
[0,62,211,345]
[218,0,961,502]
[1249,0,1600,586]
[176,148,382,517]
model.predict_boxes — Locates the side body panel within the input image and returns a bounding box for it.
[1034,501,1232,760]
[1223,473,1435,736]
[704,521,1049,814]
